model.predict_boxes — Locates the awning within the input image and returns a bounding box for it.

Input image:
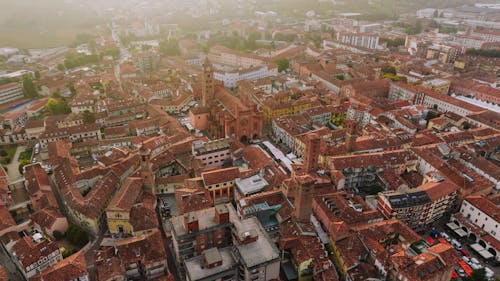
[446,222,459,230]
[470,243,494,259]
[450,227,467,237]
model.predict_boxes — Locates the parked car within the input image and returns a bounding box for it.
[451,239,462,250]
[470,263,482,270]
[484,267,494,279]
[470,257,480,265]
[462,256,471,264]
[460,249,470,257]
[456,268,465,278]
[440,232,451,242]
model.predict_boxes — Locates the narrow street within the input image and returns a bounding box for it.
[5,145,25,182]
[0,242,25,280]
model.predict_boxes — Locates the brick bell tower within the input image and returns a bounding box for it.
[139,143,155,195]
[201,58,215,107]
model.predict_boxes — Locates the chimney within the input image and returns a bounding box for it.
[304,133,321,173]
[184,213,199,233]
[239,229,258,244]
[214,205,229,224]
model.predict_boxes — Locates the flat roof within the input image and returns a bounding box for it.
[235,174,269,196]
[230,205,280,268]
[170,207,226,236]
[185,247,236,281]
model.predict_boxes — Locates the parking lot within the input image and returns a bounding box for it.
[423,225,499,280]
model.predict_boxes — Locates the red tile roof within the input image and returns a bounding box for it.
[201,167,240,186]
[31,251,88,281]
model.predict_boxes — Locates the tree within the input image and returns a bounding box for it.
[57,64,65,71]
[22,74,37,98]
[53,230,64,240]
[382,66,397,75]
[100,48,120,60]
[82,110,96,124]
[433,9,438,18]
[66,224,89,248]
[18,159,30,174]
[159,39,181,57]
[463,268,488,281]
[68,83,76,96]
[45,98,71,115]
[34,71,41,79]
[276,58,290,73]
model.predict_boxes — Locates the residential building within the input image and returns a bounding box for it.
[30,251,89,281]
[192,138,232,169]
[214,65,277,88]
[0,82,24,105]
[451,195,500,262]
[229,205,280,281]
[11,234,63,279]
[133,51,160,73]
[336,32,380,49]
[208,45,265,68]
[94,229,169,280]
[422,79,451,95]
[169,205,233,271]
[377,180,458,231]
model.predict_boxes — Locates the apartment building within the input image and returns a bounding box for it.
[0,82,24,105]
[336,32,380,49]
[192,138,232,169]
[377,180,458,231]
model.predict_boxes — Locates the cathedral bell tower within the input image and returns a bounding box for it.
[201,58,215,107]
[139,143,155,195]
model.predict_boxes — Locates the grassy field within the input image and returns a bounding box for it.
[0,144,17,165]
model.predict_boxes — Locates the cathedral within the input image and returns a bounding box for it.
[189,59,263,142]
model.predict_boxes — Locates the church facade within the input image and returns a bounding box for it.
[189,59,263,142]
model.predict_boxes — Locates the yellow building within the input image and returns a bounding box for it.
[262,94,315,122]
[423,78,450,95]
[106,178,144,235]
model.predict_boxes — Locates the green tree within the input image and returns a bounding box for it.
[57,64,65,71]
[382,66,397,75]
[463,268,488,281]
[433,9,438,18]
[82,110,96,124]
[45,98,71,115]
[34,71,41,79]
[22,74,37,98]
[100,48,120,60]
[66,224,89,248]
[68,83,76,96]
[53,230,64,240]
[466,48,500,58]
[276,58,290,73]
[19,159,30,174]
[160,39,181,57]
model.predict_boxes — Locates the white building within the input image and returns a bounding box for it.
[336,32,380,50]
[452,195,500,262]
[214,65,277,88]
[0,82,24,105]
[192,138,232,169]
